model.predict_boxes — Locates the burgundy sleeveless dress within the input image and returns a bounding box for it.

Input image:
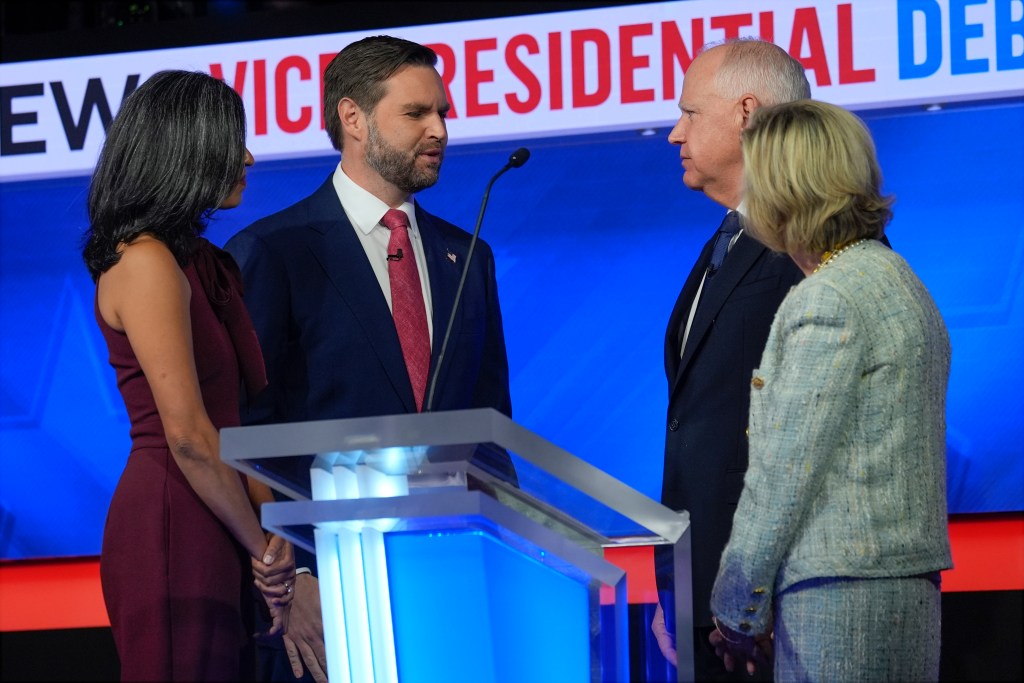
[96,239,267,682]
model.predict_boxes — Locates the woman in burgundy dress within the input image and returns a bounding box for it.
[82,70,295,681]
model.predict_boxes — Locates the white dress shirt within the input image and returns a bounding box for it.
[681,208,744,357]
[331,163,434,343]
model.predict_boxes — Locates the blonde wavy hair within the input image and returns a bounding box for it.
[741,99,893,255]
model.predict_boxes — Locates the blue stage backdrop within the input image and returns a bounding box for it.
[0,100,1021,560]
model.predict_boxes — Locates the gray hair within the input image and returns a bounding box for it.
[708,38,811,104]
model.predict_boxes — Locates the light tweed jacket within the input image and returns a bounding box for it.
[710,239,953,635]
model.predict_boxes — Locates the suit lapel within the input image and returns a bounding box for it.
[304,177,416,411]
[665,235,715,384]
[416,205,462,406]
[675,232,766,385]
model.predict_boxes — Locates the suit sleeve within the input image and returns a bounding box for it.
[225,229,291,427]
[473,241,513,418]
[710,282,861,634]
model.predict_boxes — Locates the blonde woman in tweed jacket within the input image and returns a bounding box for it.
[708,100,952,682]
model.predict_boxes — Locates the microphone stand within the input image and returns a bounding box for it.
[423,148,529,412]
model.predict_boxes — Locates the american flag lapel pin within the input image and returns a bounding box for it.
[447,250,457,264]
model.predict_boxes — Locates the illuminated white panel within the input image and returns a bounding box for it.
[314,527,351,683]
[311,459,338,500]
[362,528,398,683]
[337,527,375,683]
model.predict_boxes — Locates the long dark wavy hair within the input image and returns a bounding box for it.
[82,70,247,280]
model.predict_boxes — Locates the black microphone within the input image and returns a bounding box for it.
[508,147,530,168]
[423,147,530,412]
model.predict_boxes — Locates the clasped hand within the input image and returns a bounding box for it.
[709,614,773,676]
[251,534,296,640]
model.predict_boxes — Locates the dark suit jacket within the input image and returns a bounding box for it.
[226,173,511,678]
[226,173,511,418]
[661,226,803,630]
[225,175,513,512]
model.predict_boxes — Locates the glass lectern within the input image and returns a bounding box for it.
[221,408,693,683]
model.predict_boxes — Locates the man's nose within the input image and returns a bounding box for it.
[427,113,447,141]
[668,120,685,144]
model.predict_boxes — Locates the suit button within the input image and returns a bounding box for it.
[751,376,765,389]
[668,419,679,431]
[739,621,752,632]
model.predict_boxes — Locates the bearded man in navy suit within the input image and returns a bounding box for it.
[226,35,512,683]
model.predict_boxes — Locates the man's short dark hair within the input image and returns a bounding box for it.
[323,35,438,152]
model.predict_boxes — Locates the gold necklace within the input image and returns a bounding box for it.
[813,238,868,274]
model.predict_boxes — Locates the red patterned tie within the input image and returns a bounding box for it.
[381,209,431,411]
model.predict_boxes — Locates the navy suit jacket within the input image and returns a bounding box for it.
[225,175,512,495]
[660,226,803,630]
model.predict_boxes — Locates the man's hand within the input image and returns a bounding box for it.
[283,573,328,683]
[709,615,772,676]
[651,602,678,666]
[255,601,291,641]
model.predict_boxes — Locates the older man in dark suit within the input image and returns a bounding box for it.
[226,35,511,683]
[652,38,809,681]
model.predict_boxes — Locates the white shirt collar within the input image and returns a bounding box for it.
[331,162,417,235]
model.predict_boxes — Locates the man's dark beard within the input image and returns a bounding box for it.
[366,120,443,194]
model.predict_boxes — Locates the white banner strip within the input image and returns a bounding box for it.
[1,0,1021,180]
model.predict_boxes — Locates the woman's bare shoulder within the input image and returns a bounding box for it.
[97,234,189,330]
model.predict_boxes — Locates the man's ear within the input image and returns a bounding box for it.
[738,93,761,129]
[338,98,365,141]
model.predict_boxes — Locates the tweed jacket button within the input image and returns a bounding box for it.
[745,606,757,614]
[753,587,766,595]
[739,621,752,632]
[669,419,679,431]
[751,376,765,389]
